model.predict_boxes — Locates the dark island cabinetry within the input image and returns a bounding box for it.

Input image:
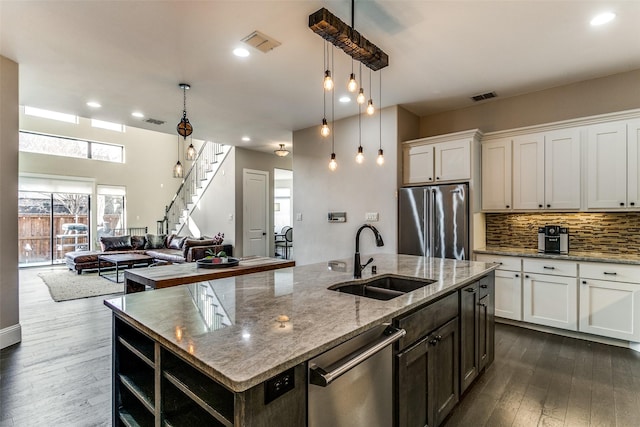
[395,272,495,427]
[112,317,305,427]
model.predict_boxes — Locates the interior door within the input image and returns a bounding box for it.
[243,169,269,257]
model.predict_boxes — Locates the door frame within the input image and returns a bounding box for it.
[242,168,269,257]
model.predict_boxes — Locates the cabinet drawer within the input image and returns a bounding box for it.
[523,258,577,277]
[396,291,458,352]
[580,262,640,284]
[476,254,521,272]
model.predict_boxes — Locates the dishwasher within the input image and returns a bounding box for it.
[308,324,406,427]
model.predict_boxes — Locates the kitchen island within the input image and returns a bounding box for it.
[104,254,498,426]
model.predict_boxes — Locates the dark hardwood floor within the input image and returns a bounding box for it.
[2,267,640,426]
[444,322,640,427]
[0,267,112,426]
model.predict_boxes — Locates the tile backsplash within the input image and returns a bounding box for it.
[485,212,640,254]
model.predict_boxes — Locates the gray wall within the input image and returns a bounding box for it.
[292,106,400,265]
[234,147,292,257]
[0,56,20,348]
[420,69,640,136]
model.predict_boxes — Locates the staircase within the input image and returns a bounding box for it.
[158,141,231,235]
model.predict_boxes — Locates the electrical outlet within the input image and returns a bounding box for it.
[296,213,303,221]
[365,212,379,221]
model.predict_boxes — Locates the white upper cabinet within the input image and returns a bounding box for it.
[402,130,480,186]
[628,119,640,207]
[512,133,545,209]
[544,129,581,209]
[403,144,434,184]
[481,139,512,210]
[434,139,471,182]
[587,122,628,209]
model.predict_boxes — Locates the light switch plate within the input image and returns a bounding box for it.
[296,213,303,221]
[365,212,379,221]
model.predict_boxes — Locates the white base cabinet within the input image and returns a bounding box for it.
[475,254,521,321]
[579,261,640,341]
[523,273,577,331]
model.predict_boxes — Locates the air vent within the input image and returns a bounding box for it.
[471,91,497,102]
[242,30,281,53]
[144,118,165,125]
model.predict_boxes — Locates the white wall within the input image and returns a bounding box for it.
[19,111,186,244]
[0,56,21,348]
[186,148,236,247]
[292,106,399,265]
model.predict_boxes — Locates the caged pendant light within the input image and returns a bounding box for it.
[177,83,196,163]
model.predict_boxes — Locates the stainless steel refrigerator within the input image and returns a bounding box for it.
[398,183,469,259]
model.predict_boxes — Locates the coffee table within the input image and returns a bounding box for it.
[98,253,154,283]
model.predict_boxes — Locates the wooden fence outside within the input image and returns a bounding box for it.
[19,214,89,263]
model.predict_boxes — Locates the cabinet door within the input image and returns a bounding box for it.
[482,139,512,210]
[494,269,522,321]
[579,278,640,341]
[545,129,581,209]
[432,318,459,427]
[523,273,577,331]
[513,134,545,209]
[397,337,433,427]
[460,283,479,394]
[478,277,495,371]
[587,122,627,209]
[434,139,470,182]
[627,119,640,207]
[404,144,434,185]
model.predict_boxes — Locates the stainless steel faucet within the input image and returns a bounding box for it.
[354,224,384,278]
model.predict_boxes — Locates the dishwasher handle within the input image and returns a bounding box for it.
[309,325,406,387]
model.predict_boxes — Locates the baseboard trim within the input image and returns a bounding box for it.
[0,323,22,349]
[496,318,640,353]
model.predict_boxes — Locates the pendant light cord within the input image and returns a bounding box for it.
[379,69,382,150]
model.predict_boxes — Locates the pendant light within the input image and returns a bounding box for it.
[329,46,337,171]
[173,138,183,178]
[177,83,196,162]
[366,69,375,115]
[355,103,364,164]
[377,70,384,166]
[321,42,330,138]
[356,63,365,104]
[323,42,334,91]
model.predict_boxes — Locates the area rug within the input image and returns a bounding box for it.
[38,270,123,302]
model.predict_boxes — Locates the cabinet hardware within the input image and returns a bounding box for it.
[428,177,432,180]
[620,202,625,206]
[436,177,440,180]
[465,288,476,293]
[603,272,617,275]
[631,202,636,206]
[543,266,555,270]
[525,275,530,278]
[538,204,543,208]
[480,284,488,289]
[429,335,442,346]
[582,280,587,284]
[478,303,486,308]
[506,205,510,208]
[515,274,520,278]
[546,204,551,208]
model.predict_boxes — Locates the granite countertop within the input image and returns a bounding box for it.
[104,254,497,393]
[475,247,640,265]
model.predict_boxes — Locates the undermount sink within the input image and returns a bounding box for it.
[328,275,437,301]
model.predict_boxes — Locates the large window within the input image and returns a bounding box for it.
[19,131,124,163]
[96,185,126,245]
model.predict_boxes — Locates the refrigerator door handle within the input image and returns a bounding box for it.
[425,188,434,257]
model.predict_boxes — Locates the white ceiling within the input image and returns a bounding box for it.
[2,1,639,153]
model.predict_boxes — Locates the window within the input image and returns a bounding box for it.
[96,185,126,244]
[91,119,125,132]
[19,131,124,163]
[24,106,78,124]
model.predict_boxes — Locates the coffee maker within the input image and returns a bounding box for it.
[538,225,569,254]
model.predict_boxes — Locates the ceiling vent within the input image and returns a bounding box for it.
[242,31,281,53]
[471,91,497,102]
[144,118,165,125]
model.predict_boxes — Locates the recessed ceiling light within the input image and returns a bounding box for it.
[131,111,144,118]
[590,12,616,26]
[241,136,251,142]
[233,48,250,57]
[339,96,351,103]
[86,101,101,108]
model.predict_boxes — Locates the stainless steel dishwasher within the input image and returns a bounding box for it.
[307,324,406,427]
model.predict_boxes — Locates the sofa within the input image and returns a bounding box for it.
[65,233,232,274]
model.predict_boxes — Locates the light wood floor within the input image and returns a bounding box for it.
[2,267,640,426]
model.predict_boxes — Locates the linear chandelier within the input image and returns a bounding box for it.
[309,7,389,71]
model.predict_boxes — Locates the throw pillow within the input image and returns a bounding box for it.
[145,234,167,249]
[131,235,147,250]
[100,235,133,251]
[168,235,188,250]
